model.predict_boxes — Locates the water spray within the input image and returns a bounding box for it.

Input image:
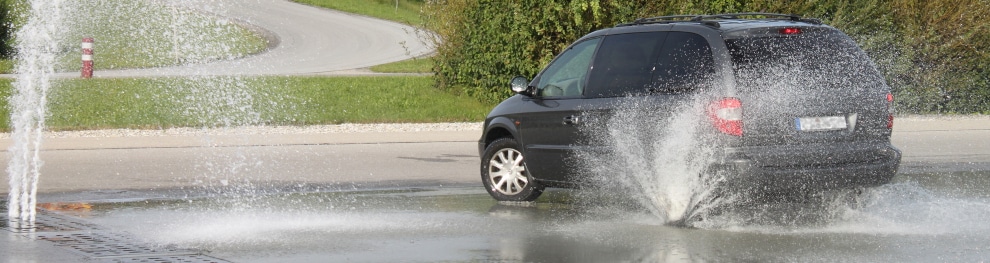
[574,96,730,227]
[7,0,65,224]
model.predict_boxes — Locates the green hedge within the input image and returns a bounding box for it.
[424,0,990,114]
[0,0,13,58]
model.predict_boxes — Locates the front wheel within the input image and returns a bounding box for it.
[481,138,544,201]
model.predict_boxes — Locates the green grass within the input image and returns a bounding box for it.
[56,1,268,71]
[0,76,490,131]
[292,0,424,25]
[0,1,268,74]
[0,0,484,132]
[369,56,433,73]
[0,59,12,73]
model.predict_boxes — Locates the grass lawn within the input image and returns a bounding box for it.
[0,1,268,74]
[0,59,12,74]
[0,76,490,131]
[369,56,433,73]
[60,1,268,71]
[0,0,484,132]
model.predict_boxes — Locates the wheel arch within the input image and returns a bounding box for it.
[482,117,520,148]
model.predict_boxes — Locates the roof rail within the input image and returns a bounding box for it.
[625,14,705,25]
[619,12,822,27]
[694,13,804,21]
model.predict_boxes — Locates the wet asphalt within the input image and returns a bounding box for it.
[12,170,989,262]
[3,117,990,262]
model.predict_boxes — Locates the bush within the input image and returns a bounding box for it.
[425,0,990,113]
[883,0,990,113]
[423,0,642,103]
[0,0,14,58]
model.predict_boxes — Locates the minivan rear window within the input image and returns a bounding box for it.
[725,30,884,91]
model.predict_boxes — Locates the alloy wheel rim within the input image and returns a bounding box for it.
[488,148,529,195]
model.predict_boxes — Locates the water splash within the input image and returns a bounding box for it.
[824,181,990,235]
[570,93,878,228]
[575,96,730,225]
[6,0,271,223]
[59,0,265,71]
[6,0,67,224]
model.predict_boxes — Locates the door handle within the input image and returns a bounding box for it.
[563,115,581,125]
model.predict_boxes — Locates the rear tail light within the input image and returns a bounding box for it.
[780,27,802,35]
[886,92,894,129]
[708,97,743,136]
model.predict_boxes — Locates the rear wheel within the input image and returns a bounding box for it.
[481,138,544,201]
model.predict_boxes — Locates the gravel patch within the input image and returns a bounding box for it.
[0,122,483,139]
[897,114,990,121]
[2,115,983,139]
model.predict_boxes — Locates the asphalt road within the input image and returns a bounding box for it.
[889,115,990,173]
[2,116,984,262]
[87,0,432,77]
[0,116,987,196]
[3,129,482,196]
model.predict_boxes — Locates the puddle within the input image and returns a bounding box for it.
[28,171,990,262]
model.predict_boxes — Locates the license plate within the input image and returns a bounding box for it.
[795,116,847,131]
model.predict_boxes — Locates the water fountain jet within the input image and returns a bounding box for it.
[6,0,66,225]
[5,0,267,225]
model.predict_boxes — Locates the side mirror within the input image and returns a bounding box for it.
[510,76,532,95]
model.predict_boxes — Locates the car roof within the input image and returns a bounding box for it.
[579,13,834,41]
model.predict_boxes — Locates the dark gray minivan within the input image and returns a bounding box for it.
[478,13,901,201]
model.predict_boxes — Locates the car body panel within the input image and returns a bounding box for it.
[718,140,901,192]
[480,15,901,194]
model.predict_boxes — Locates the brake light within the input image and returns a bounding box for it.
[708,97,743,136]
[886,93,894,129]
[780,28,802,35]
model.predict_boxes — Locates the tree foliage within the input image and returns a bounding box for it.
[0,0,14,58]
[424,0,990,114]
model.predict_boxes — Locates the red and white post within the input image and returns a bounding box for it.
[81,37,94,78]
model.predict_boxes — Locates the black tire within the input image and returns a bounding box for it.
[481,138,544,201]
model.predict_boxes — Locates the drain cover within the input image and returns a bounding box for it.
[36,231,139,245]
[2,211,104,233]
[4,210,231,263]
[107,254,230,263]
[35,231,200,258]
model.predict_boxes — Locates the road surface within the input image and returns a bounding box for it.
[0,116,987,196]
[1,116,987,262]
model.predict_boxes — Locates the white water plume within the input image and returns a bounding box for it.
[576,97,729,225]
[6,0,271,222]
[7,0,67,223]
[826,182,990,235]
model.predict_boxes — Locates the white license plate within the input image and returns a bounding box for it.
[795,116,847,131]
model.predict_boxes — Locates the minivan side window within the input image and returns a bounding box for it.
[536,38,601,98]
[586,32,668,97]
[654,32,716,92]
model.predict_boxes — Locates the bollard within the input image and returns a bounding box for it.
[81,37,94,78]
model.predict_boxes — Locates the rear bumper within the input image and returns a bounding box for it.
[714,142,901,192]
